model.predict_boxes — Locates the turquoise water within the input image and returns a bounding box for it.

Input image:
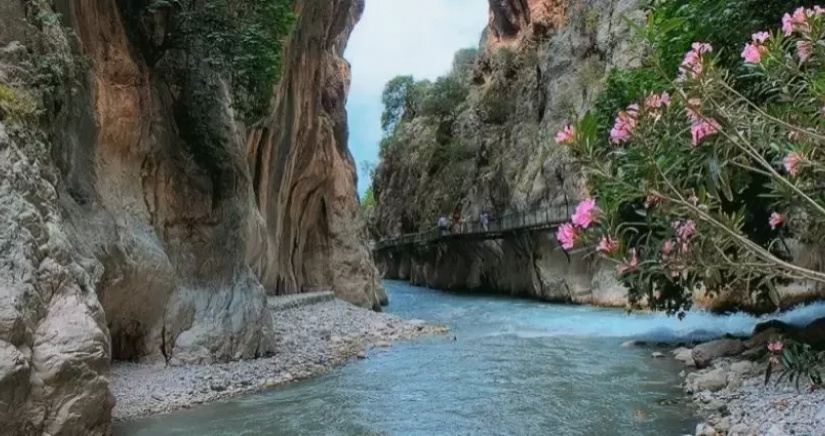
[117,281,825,436]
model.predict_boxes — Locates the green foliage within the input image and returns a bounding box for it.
[380,75,431,133]
[491,46,518,75]
[146,0,295,123]
[477,85,514,125]
[361,186,375,210]
[764,339,825,390]
[452,47,479,83]
[584,8,599,34]
[644,0,821,74]
[0,84,38,122]
[420,75,469,121]
[592,68,666,137]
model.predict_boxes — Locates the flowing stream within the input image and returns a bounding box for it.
[117,281,825,436]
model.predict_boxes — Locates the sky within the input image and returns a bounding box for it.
[345,0,489,195]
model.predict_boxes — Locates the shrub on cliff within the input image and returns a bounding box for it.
[557,6,825,315]
[142,0,295,123]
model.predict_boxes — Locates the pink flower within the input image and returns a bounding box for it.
[644,194,661,209]
[571,198,598,229]
[692,42,713,54]
[678,43,713,81]
[615,249,639,275]
[691,119,719,147]
[661,239,674,256]
[797,40,812,62]
[597,235,620,254]
[742,43,764,63]
[784,8,813,36]
[555,124,576,144]
[752,31,770,43]
[784,152,802,176]
[675,219,697,241]
[783,13,795,36]
[793,7,809,26]
[610,106,638,144]
[557,223,578,250]
[767,340,784,353]
[644,91,671,110]
[769,212,785,229]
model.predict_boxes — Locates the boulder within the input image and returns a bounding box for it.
[673,347,695,366]
[695,422,718,436]
[691,339,745,369]
[685,368,728,393]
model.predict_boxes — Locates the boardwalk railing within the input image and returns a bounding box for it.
[371,202,576,251]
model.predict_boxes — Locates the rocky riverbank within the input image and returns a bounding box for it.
[112,298,446,421]
[666,317,825,435]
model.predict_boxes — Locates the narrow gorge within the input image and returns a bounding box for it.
[3,0,825,435]
[369,0,825,313]
[370,0,646,306]
[0,0,380,433]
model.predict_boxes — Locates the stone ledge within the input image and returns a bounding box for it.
[267,291,336,311]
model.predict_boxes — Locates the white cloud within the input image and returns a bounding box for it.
[345,0,488,194]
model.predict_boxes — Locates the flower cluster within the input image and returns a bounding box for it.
[596,235,619,254]
[658,220,698,277]
[555,124,576,144]
[683,94,719,147]
[556,198,599,250]
[609,104,639,144]
[784,151,802,176]
[678,42,713,82]
[767,339,784,365]
[615,249,638,275]
[769,212,785,229]
[741,32,769,64]
[782,6,824,36]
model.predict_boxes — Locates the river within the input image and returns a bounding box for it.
[116,281,825,436]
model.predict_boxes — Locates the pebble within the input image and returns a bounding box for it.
[111,299,445,421]
[682,353,825,436]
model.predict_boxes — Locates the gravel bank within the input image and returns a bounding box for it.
[112,299,446,421]
[672,346,825,435]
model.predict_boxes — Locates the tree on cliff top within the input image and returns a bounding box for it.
[380,75,430,133]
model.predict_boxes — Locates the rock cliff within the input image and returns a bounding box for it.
[0,0,377,433]
[372,0,642,306]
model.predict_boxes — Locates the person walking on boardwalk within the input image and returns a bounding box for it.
[437,215,449,235]
[480,211,489,231]
[452,210,462,234]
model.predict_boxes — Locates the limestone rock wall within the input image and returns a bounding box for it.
[372,0,642,307]
[0,0,376,433]
[246,0,385,310]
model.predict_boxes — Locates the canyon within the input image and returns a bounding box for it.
[369,0,825,312]
[0,0,378,433]
[371,0,645,306]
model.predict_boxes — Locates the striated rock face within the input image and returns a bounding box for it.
[373,0,643,306]
[246,0,385,310]
[0,0,375,433]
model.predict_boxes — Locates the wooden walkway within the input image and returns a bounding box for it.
[371,203,575,251]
